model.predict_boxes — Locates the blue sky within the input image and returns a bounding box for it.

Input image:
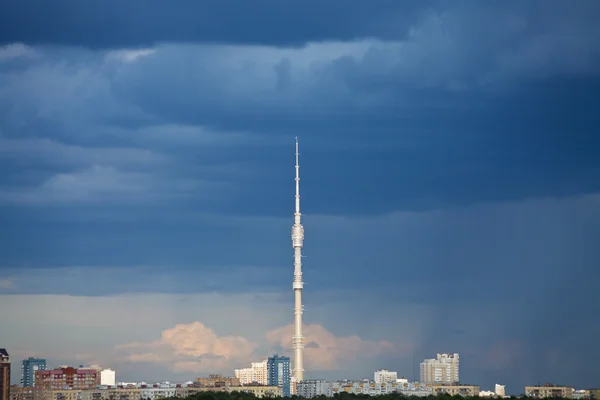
[1,0,600,394]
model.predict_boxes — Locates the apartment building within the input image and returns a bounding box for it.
[296,380,332,398]
[194,375,239,388]
[526,385,574,398]
[420,353,460,384]
[21,359,46,388]
[1,350,10,400]
[432,384,480,397]
[374,370,397,384]
[34,367,100,400]
[228,385,282,398]
[10,387,34,400]
[234,360,268,385]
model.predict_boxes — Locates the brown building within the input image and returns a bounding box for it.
[589,390,600,400]
[10,386,34,400]
[34,368,99,400]
[525,385,574,398]
[1,349,10,400]
[194,375,239,388]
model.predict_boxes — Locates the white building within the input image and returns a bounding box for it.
[420,353,460,384]
[296,380,332,398]
[374,369,398,384]
[101,369,116,386]
[235,360,268,385]
[495,384,506,397]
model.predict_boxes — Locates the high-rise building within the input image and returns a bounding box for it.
[100,369,115,386]
[235,360,268,385]
[0,350,9,400]
[374,369,398,384]
[267,355,290,397]
[291,138,305,382]
[495,384,506,397]
[34,366,100,400]
[420,353,459,384]
[21,358,46,387]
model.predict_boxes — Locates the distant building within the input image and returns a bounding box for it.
[100,370,115,386]
[21,359,46,388]
[234,360,268,385]
[267,355,290,397]
[495,384,506,397]
[1,350,10,400]
[420,353,460,384]
[589,389,600,400]
[525,385,574,398]
[374,370,397,384]
[573,390,590,400]
[433,384,480,397]
[34,367,100,400]
[228,385,282,398]
[194,375,239,388]
[10,386,33,400]
[296,380,332,398]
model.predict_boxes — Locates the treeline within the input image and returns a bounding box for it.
[168,392,525,400]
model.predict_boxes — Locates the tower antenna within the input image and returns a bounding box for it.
[291,137,305,382]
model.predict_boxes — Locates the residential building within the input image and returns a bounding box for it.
[374,370,397,384]
[329,380,431,396]
[1,350,10,400]
[10,386,34,400]
[21,359,46,388]
[573,390,590,399]
[267,355,290,397]
[496,384,506,397]
[234,360,268,385]
[296,380,332,398]
[34,367,100,400]
[433,384,480,397]
[420,353,460,384]
[194,375,239,388]
[525,385,574,398]
[99,370,115,387]
[589,389,600,400]
[228,385,282,398]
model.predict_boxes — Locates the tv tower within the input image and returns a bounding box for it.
[291,137,305,382]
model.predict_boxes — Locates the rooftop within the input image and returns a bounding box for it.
[0,348,9,358]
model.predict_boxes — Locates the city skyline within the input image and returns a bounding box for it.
[1,0,600,394]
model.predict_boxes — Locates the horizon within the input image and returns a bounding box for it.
[1,0,599,395]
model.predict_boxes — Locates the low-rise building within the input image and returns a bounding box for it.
[433,384,480,397]
[228,385,281,398]
[194,375,239,388]
[10,386,34,400]
[526,385,574,398]
[296,380,332,398]
[589,389,600,400]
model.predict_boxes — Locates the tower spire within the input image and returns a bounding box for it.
[291,137,305,382]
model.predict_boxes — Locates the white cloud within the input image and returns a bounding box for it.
[266,323,411,371]
[116,322,258,373]
[106,49,156,63]
[0,43,36,60]
[0,280,13,289]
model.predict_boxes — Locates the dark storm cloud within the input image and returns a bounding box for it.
[0,0,427,48]
[1,1,600,390]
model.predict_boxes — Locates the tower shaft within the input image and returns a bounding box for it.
[291,137,305,382]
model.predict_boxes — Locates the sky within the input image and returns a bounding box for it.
[1,0,600,394]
